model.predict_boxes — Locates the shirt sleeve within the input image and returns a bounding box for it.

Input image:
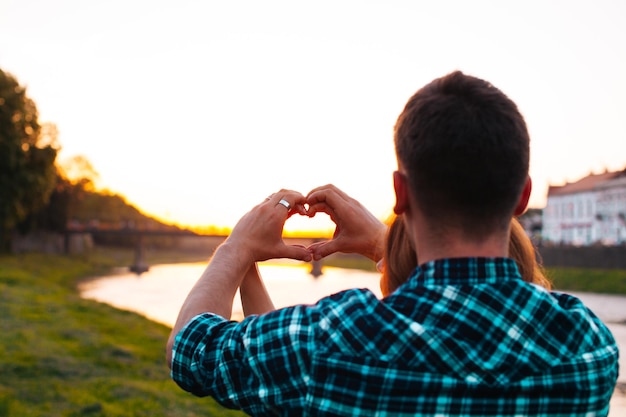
[170,307,316,413]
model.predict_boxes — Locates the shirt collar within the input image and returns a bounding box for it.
[409,257,523,287]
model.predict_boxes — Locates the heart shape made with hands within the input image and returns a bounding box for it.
[283,205,368,264]
[265,187,381,261]
[282,206,334,238]
[279,205,336,254]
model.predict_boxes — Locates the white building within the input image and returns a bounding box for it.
[542,168,626,245]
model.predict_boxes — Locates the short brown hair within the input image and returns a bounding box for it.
[394,71,530,239]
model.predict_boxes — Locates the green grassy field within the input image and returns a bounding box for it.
[0,248,245,417]
[2,247,626,416]
[324,253,626,295]
[324,255,626,295]
[545,266,626,295]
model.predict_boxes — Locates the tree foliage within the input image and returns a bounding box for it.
[58,154,100,190]
[22,156,99,233]
[0,68,58,251]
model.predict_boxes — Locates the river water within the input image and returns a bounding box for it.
[79,262,625,415]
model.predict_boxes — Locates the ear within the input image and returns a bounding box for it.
[393,171,409,214]
[514,176,532,216]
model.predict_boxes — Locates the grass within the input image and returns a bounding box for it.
[0,248,245,417]
[324,254,626,295]
[322,253,379,272]
[2,246,625,416]
[325,254,626,295]
[545,267,626,295]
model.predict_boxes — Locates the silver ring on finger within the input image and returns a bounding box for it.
[277,199,291,210]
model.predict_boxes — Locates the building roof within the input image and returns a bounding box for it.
[547,168,626,196]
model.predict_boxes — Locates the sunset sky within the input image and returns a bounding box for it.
[1,0,625,234]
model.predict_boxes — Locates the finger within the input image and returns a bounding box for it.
[306,183,334,196]
[308,240,341,260]
[286,207,309,220]
[307,188,352,219]
[292,202,309,216]
[306,201,334,218]
[275,244,313,262]
[267,190,307,215]
[266,189,303,203]
[307,183,345,198]
[276,198,293,212]
[307,184,352,206]
[307,240,328,252]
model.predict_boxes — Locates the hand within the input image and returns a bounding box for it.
[306,184,386,261]
[225,189,313,264]
[167,189,312,364]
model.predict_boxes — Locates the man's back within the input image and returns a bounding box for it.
[171,258,619,416]
[306,258,618,416]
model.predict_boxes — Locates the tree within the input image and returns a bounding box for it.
[22,156,96,234]
[58,154,100,190]
[0,69,58,251]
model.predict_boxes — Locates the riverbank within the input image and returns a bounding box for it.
[2,247,625,416]
[0,248,245,417]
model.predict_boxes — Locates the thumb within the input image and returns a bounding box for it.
[278,244,313,262]
[308,240,341,261]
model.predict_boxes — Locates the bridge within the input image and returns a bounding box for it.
[64,227,204,273]
[64,227,327,275]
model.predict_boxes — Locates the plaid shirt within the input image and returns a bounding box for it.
[171,258,619,416]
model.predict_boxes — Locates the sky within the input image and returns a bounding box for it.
[1,0,625,234]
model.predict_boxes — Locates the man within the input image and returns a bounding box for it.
[167,71,619,416]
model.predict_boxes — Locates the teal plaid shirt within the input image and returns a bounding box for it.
[171,258,619,416]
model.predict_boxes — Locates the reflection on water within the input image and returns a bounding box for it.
[79,262,383,327]
[79,261,625,415]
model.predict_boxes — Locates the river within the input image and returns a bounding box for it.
[79,261,625,415]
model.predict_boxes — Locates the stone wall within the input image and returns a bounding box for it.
[11,232,93,254]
